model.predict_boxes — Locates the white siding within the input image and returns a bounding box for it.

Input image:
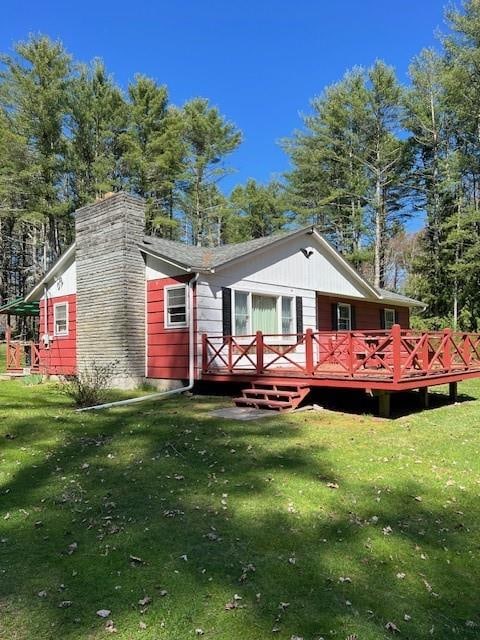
[42,260,77,299]
[195,233,374,372]
[218,234,367,297]
[145,254,186,280]
[196,233,368,338]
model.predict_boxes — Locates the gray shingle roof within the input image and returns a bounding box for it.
[141,226,306,271]
[378,288,425,308]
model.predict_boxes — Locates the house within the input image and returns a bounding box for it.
[3,191,480,416]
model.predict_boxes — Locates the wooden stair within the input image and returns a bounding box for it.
[234,382,310,412]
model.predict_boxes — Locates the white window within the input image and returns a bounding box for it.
[234,291,249,335]
[165,285,188,328]
[384,308,396,330]
[337,303,351,331]
[54,302,68,336]
[281,296,294,334]
[233,290,294,336]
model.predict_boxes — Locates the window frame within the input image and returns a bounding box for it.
[337,302,352,331]
[53,301,69,337]
[232,289,295,338]
[383,308,396,330]
[164,284,189,329]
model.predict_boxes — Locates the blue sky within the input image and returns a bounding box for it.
[2,0,447,193]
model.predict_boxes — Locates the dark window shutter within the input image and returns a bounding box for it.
[395,309,400,326]
[380,309,386,329]
[331,303,338,330]
[350,305,357,330]
[295,297,303,334]
[222,287,232,336]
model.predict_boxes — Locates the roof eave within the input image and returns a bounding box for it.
[211,225,317,272]
[310,229,382,300]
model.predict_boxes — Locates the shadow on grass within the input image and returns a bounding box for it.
[194,380,477,419]
[0,393,479,639]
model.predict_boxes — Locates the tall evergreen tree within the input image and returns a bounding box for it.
[284,68,369,265]
[0,35,72,262]
[285,62,410,286]
[228,179,288,241]
[180,98,242,246]
[67,59,127,206]
[123,76,184,237]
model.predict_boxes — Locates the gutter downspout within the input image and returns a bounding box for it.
[77,273,200,412]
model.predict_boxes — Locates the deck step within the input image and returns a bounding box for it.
[234,397,293,410]
[241,389,301,399]
[234,383,310,412]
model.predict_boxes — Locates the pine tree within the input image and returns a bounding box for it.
[0,36,71,262]
[284,62,410,285]
[228,179,288,241]
[180,98,242,246]
[123,76,184,237]
[67,59,128,206]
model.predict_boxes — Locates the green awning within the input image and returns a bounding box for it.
[0,298,40,317]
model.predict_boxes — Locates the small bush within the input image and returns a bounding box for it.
[63,361,118,408]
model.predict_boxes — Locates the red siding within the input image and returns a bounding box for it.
[39,294,77,375]
[147,275,193,380]
[317,295,410,330]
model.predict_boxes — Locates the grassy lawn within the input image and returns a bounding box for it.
[0,375,479,640]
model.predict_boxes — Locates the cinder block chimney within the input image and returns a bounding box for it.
[75,192,146,389]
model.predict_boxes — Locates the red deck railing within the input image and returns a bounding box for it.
[5,328,40,373]
[201,325,480,383]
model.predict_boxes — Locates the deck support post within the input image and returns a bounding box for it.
[419,386,429,409]
[449,382,458,403]
[376,391,391,418]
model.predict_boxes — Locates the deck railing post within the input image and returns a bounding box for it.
[256,331,264,374]
[227,336,233,372]
[421,333,430,373]
[392,324,402,383]
[348,331,354,377]
[463,333,471,368]
[443,328,452,371]
[305,328,314,375]
[201,334,208,372]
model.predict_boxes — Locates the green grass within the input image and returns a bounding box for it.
[0,377,479,640]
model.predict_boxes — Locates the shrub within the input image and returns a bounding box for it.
[63,361,118,408]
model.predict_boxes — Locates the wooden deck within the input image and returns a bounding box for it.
[201,326,480,393]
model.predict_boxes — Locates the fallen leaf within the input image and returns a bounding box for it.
[96,609,111,618]
[139,621,147,630]
[105,620,117,633]
[37,590,47,598]
[195,629,204,636]
[385,621,400,633]
[58,600,72,608]
[138,596,152,607]
[67,542,78,555]
[129,555,145,566]
[327,482,339,489]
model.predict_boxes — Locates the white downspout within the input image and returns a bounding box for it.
[43,286,49,338]
[78,273,200,412]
